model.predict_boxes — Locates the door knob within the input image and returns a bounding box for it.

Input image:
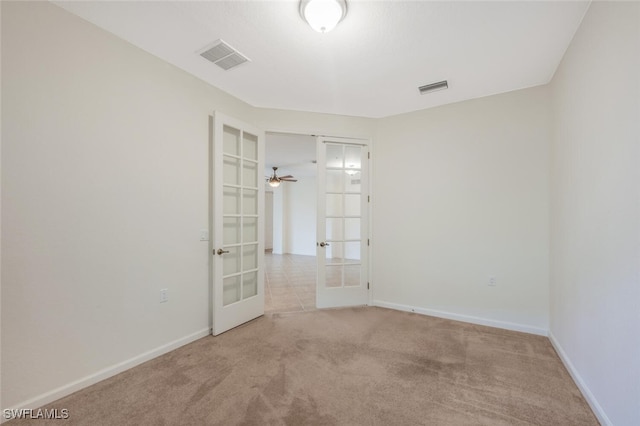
[319,242,330,247]
[216,248,230,255]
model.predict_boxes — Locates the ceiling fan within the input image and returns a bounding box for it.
[266,167,297,188]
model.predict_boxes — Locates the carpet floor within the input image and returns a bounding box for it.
[11,307,598,425]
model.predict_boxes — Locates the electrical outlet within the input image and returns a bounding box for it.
[488,276,497,286]
[199,229,209,241]
[160,288,169,303]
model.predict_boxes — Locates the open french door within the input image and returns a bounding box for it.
[211,112,265,335]
[316,136,370,308]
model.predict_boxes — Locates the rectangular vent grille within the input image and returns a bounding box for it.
[419,80,448,95]
[199,40,249,71]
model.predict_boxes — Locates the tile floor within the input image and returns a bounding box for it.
[264,252,317,313]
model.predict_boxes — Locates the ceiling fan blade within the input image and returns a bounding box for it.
[278,175,294,179]
[281,178,298,182]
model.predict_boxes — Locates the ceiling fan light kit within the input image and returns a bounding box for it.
[300,0,347,33]
[267,167,298,188]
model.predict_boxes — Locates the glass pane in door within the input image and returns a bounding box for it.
[223,217,241,245]
[223,187,241,215]
[344,194,360,216]
[326,194,343,217]
[223,246,240,275]
[326,144,343,168]
[243,133,258,161]
[243,271,258,298]
[326,218,343,242]
[345,218,360,240]
[326,242,344,264]
[223,275,241,306]
[243,244,258,271]
[344,265,360,287]
[344,241,361,263]
[344,146,361,169]
[223,156,240,185]
[243,189,258,215]
[223,126,240,155]
[326,265,342,288]
[243,161,258,188]
[326,170,344,193]
[345,176,361,193]
[243,217,258,243]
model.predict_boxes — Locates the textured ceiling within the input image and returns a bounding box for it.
[53,0,590,118]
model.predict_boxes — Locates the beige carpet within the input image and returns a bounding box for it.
[11,307,597,425]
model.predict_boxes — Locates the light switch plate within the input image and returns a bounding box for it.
[199,229,209,241]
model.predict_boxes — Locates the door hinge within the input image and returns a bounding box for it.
[367,239,370,246]
[367,282,370,289]
[368,152,370,159]
[368,195,370,203]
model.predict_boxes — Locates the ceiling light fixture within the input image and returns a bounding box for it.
[268,179,281,188]
[300,0,347,33]
[345,164,359,176]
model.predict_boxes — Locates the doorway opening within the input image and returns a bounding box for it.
[209,114,370,334]
[264,132,318,313]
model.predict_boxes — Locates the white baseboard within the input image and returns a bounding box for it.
[2,328,210,420]
[372,300,548,336]
[548,331,611,426]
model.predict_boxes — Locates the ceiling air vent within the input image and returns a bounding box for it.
[419,80,448,95]
[199,39,249,71]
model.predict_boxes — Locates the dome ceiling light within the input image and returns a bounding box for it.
[300,0,348,33]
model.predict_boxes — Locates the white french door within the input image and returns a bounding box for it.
[211,112,265,335]
[316,136,370,308]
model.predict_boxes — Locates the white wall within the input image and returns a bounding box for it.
[549,2,640,425]
[282,177,317,256]
[373,86,551,334]
[268,177,317,257]
[271,187,284,254]
[264,191,274,250]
